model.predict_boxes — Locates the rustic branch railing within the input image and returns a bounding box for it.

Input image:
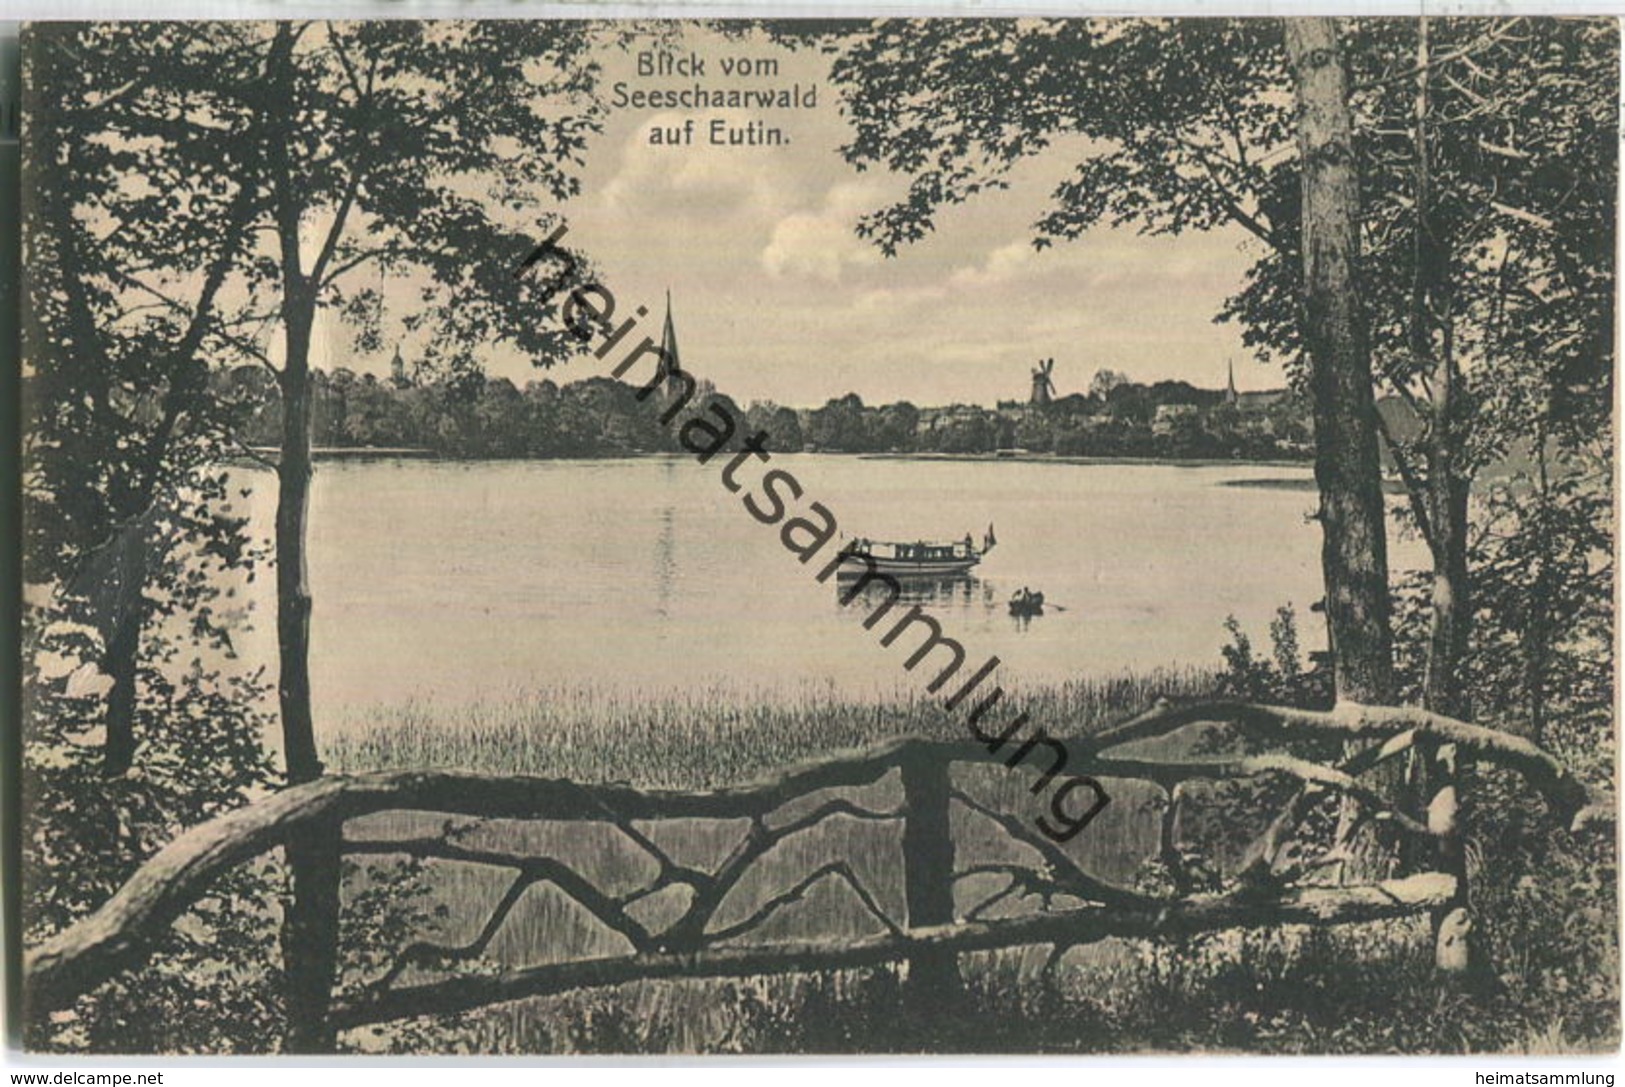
[22,699,1611,1052]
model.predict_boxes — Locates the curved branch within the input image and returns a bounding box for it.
[768,796,905,838]
[344,836,654,954]
[1084,700,1600,821]
[606,818,711,898]
[330,874,1458,1030]
[705,861,901,944]
[949,788,1155,908]
[670,797,905,946]
[20,753,891,1015]
[368,871,531,992]
[1091,754,1434,838]
[955,863,1073,921]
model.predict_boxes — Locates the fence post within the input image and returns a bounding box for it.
[900,746,962,1014]
[282,818,343,1053]
[1426,741,1475,979]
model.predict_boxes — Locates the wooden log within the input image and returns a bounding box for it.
[329,873,1458,1031]
[1094,753,1434,838]
[1084,700,1601,823]
[25,699,1605,1020]
[22,749,910,1015]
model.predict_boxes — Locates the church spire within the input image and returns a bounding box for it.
[660,290,678,367]
[1225,358,1238,406]
[658,290,679,403]
[390,344,408,388]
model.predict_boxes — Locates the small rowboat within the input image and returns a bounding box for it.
[1008,588,1045,617]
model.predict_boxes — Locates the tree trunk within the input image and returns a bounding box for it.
[1284,18,1395,708]
[275,303,321,785]
[101,521,149,779]
[267,28,341,1043]
[1404,18,1478,978]
[1525,436,1553,745]
[1412,17,1472,726]
[1286,18,1398,889]
[281,824,342,1053]
[273,293,342,1053]
[1421,341,1477,979]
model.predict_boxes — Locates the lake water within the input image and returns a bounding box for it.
[233,455,1415,723]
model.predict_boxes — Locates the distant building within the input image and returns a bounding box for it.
[1030,358,1056,404]
[918,404,992,432]
[1222,359,1294,414]
[1152,402,1198,436]
[1237,389,1291,413]
[390,345,409,388]
[656,291,683,410]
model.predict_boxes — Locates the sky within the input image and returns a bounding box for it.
[320,22,1287,410]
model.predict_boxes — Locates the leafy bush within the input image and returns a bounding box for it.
[1216,604,1331,709]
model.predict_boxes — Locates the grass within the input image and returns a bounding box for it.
[316,672,1618,1057]
[319,668,1220,787]
[353,924,1619,1056]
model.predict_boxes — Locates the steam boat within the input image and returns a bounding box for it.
[840,526,996,578]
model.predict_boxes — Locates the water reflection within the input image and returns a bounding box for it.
[833,570,1070,636]
[653,505,676,619]
[833,571,998,610]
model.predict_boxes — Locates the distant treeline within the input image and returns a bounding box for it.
[220,365,1314,460]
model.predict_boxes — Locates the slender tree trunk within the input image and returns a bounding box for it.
[100,524,149,779]
[1419,341,1476,976]
[1404,18,1478,979]
[1422,400,1471,720]
[275,303,321,784]
[274,293,343,1054]
[1284,18,1395,707]
[1525,440,1552,744]
[1412,18,1473,726]
[266,26,340,1051]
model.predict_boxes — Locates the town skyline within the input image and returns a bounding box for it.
[307,23,1289,408]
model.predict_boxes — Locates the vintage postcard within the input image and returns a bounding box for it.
[17,15,1619,1056]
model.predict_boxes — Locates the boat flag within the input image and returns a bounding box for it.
[984,523,997,550]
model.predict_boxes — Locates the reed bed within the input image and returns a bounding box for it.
[320,667,1219,787]
[323,667,1225,1053]
[320,667,1607,1056]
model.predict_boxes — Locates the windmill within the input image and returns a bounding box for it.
[1030,358,1056,405]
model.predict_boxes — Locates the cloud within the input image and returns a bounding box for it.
[947,239,1041,288]
[760,181,886,283]
[598,110,801,227]
[850,282,949,313]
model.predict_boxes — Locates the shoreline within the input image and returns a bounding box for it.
[856,451,1314,469]
[229,448,1317,470]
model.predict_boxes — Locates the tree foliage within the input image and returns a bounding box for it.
[803,13,1614,708]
